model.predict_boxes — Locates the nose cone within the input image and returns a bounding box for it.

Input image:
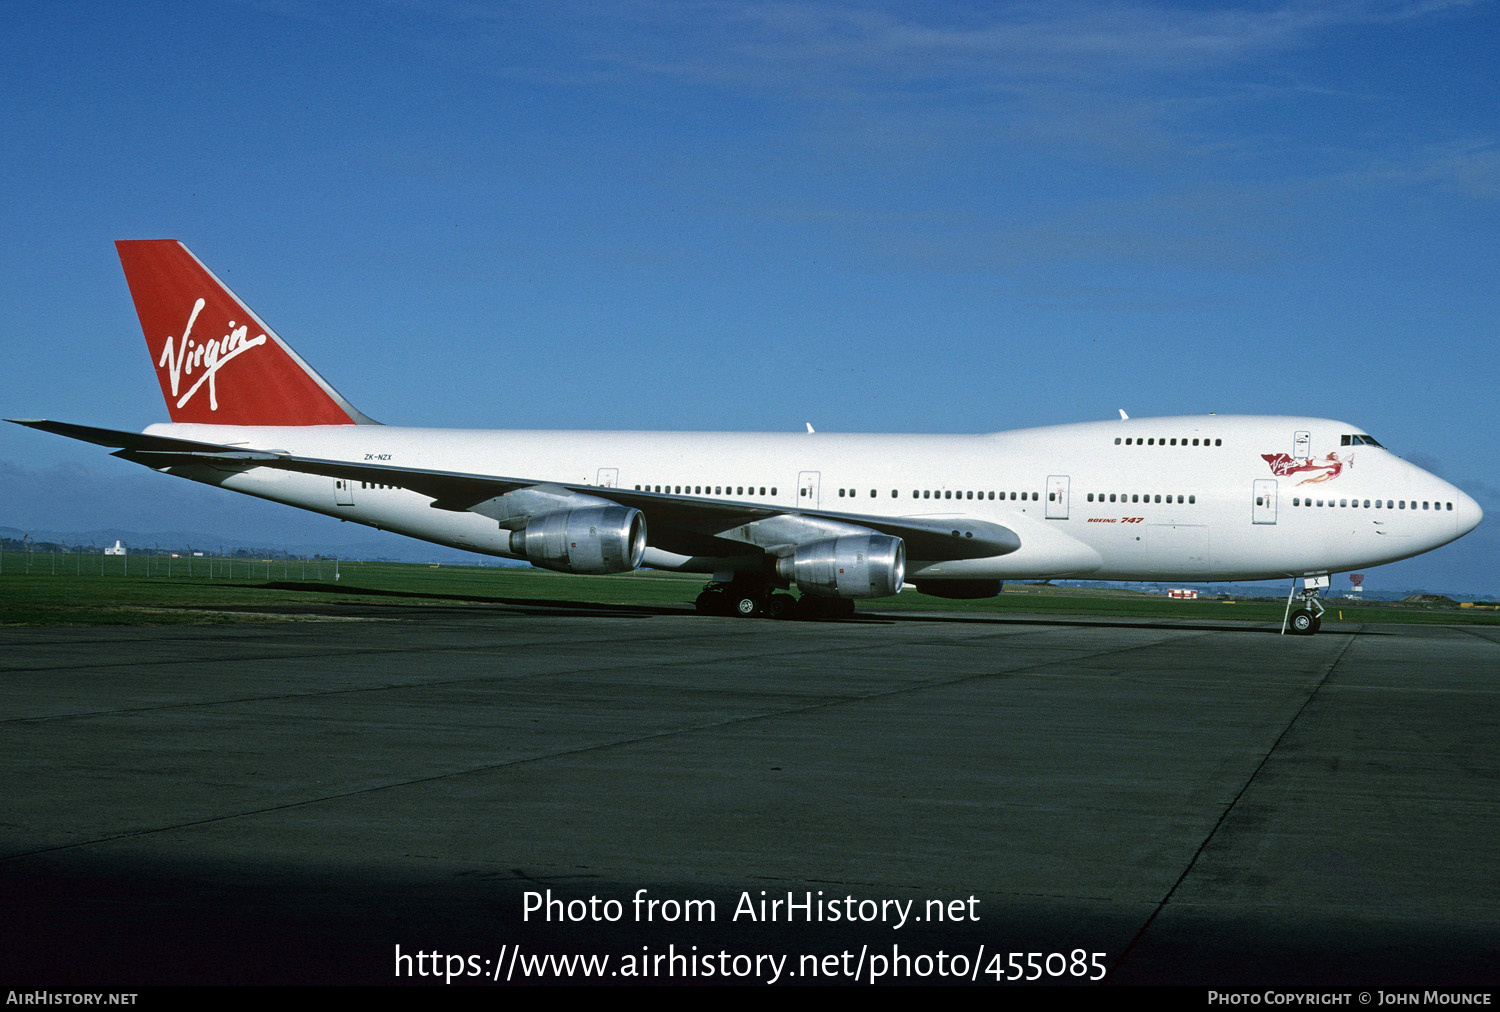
[1456,487,1484,536]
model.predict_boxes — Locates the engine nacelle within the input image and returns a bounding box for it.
[777,534,905,599]
[510,506,647,575]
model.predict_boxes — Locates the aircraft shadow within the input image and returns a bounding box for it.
[157,581,1387,635]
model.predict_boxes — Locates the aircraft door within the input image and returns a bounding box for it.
[1294,431,1311,458]
[596,468,619,488]
[797,471,821,509]
[1253,479,1277,524]
[334,478,354,506]
[1046,475,1070,519]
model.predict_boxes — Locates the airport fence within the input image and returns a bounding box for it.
[0,548,341,582]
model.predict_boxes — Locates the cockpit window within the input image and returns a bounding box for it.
[1340,434,1384,447]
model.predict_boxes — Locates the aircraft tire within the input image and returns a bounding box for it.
[1288,609,1317,635]
[765,594,796,620]
[732,594,761,618]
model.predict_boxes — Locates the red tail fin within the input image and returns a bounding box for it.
[116,240,372,426]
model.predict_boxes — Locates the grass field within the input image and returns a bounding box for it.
[2,549,1496,628]
[0,551,702,625]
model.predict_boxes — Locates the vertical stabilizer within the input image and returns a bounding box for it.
[116,240,375,425]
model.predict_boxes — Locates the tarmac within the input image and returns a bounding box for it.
[2,601,1497,986]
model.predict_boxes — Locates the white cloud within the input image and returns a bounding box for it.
[1353,139,1500,199]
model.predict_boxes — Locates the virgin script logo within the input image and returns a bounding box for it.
[157,298,268,411]
[1261,451,1349,485]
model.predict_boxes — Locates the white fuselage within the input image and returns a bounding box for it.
[148,414,1482,584]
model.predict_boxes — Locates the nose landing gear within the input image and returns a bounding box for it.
[1282,575,1329,635]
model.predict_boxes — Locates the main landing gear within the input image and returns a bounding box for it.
[693,579,856,620]
[1282,575,1329,635]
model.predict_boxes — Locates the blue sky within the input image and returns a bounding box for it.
[2,0,1496,594]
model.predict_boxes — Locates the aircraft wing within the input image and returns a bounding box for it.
[8,419,1020,562]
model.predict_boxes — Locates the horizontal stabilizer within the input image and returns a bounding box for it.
[6,418,279,457]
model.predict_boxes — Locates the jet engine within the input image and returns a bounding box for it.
[777,534,905,599]
[510,506,647,575]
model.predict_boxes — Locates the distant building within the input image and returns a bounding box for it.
[1167,588,1198,599]
[104,540,127,556]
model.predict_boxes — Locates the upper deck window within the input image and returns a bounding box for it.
[1341,434,1384,447]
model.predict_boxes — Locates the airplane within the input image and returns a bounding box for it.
[9,240,1484,633]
